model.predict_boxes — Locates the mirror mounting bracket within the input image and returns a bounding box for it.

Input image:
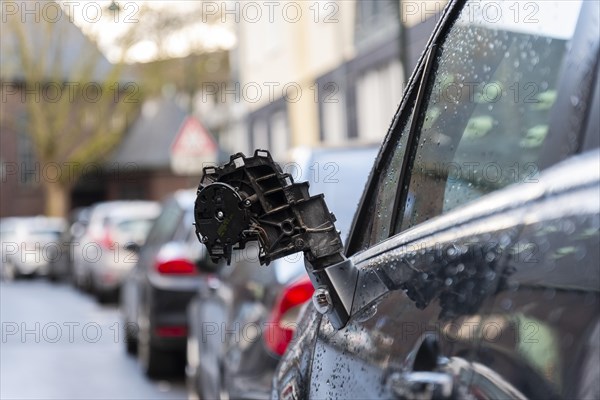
[194,149,354,329]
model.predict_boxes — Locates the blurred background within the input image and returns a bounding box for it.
[1,1,445,399]
[1,0,445,218]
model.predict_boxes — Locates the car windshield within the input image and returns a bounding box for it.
[144,200,185,247]
[113,218,155,243]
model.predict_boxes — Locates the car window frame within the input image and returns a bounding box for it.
[345,0,463,256]
[582,59,599,152]
[536,0,600,167]
[346,0,598,255]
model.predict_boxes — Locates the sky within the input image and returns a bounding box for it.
[58,1,236,63]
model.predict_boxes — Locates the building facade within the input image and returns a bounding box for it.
[216,0,446,160]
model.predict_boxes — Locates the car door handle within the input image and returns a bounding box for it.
[388,370,454,400]
[387,334,454,399]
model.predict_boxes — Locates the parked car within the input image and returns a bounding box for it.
[89,203,161,302]
[265,0,600,398]
[0,216,66,279]
[47,207,91,282]
[120,190,218,378]
[72,201,159,294]
[186,145,378,400]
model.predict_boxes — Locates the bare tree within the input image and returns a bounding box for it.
[1,4,140,217]
[1,1,230,217]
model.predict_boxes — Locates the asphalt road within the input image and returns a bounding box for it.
[0,278,186,400]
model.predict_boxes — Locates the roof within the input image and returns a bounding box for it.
[0,3,116,82]
[110,98,188,169]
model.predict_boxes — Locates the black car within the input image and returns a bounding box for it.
[269,0,600,398]
[193,0,599,398]
[186,145,378,400]
[120,189,217,378]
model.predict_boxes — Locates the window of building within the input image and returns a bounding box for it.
[354,0,400,50]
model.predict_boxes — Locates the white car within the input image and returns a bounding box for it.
[1,216,66,279]
[72,201,160,301]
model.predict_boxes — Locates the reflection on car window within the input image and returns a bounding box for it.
[396,0,582,232]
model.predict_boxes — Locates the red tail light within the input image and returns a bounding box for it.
[155,258,198,275]
[264,275,314,356]
[155,325,188,337]
[95,230,115,249]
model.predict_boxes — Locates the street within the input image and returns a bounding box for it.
[0,279,186,400]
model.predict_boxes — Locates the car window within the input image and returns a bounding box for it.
[173,207,194,242]
[393,0,583,232]
[113,218,155,244]
[144,200,184,247]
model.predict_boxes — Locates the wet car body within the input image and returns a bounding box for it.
[276,152,600,399]
[272,0,600,398]
[187,145,378,400]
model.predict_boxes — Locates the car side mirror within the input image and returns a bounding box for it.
[194,150,351,329]
[124,242,140,253]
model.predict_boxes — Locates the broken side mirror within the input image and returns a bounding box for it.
[194,150,357,329]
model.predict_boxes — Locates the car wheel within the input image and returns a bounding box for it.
[124,323,138,355]
[96,291,110,304]
[138,336,176,379]
[74,272,89,292]
[137,323,178,378]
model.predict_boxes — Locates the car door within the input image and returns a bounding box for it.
[274,0,599,398]
[469,169,600,399]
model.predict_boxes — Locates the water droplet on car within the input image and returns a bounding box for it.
[570,96,580,106]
